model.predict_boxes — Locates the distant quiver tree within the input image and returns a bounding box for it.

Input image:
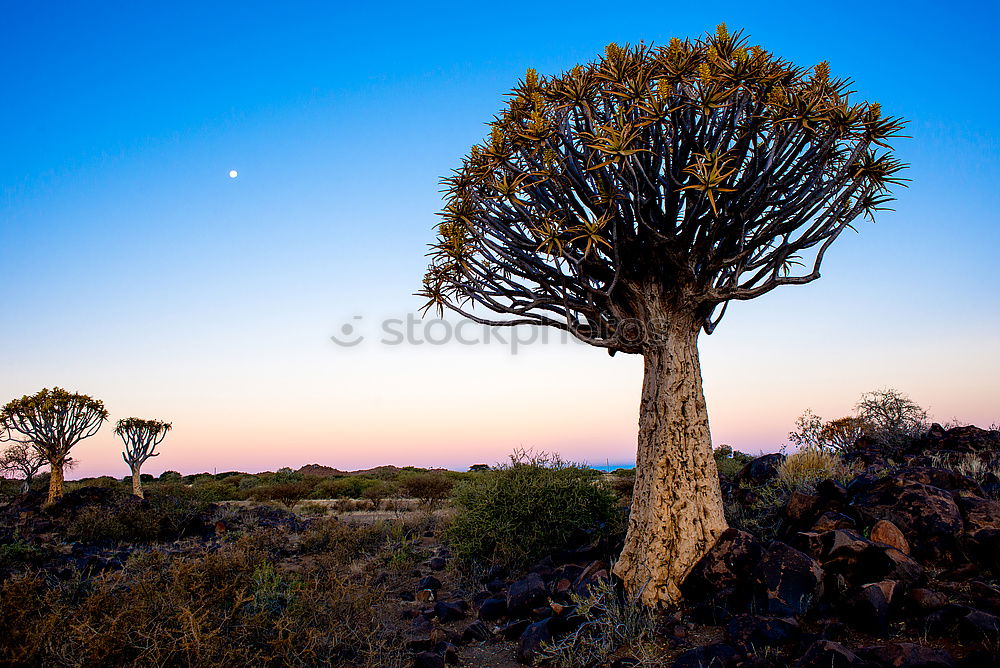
[0,388,108,504]
[116,417,172,498]
[0,440,46,493]
[420,25,907,605]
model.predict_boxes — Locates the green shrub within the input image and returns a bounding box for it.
[446,452,620,569]
[0,539,44,570]
[250,482,312,509]
[399,472,454,507]
[713,444,754,477]
[361,480,398,509]
[313,476,377,499]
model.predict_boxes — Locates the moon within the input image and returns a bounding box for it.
[228,169,238,179]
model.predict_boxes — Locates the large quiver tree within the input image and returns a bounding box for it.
[0,388,108,504]
[116,418,171,498]
[420,26,906,606]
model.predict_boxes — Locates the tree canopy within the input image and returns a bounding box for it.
[421,25,906,353]
[0,387,108,464]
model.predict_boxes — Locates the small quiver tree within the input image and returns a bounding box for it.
[420,26,906,605]
[0,388,108,504]
[0,440,46,494]
[116,418,172,499]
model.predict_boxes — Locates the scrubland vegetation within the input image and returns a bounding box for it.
[2,386,999,666]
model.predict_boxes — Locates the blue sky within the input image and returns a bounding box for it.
[2,1,998,476]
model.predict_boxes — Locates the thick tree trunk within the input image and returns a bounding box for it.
[612,317,728,607]
[46,462,65,506]
[131,466,144,498]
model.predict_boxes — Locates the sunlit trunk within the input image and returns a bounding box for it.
[46,462,65,506]
[131,466,144,498]
[612,316,728,607]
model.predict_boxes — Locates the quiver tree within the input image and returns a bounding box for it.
[420,26,906,606]
[0,440,46,494]
[0,388,108,504]
[116,418,172,498]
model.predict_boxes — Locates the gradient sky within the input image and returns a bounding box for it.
[2,1,998,478]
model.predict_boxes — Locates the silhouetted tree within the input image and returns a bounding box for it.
[420,26,906,604]
[0,440,46,493]
[855,388,927,446]
[0,388,108,504]
[116,417,172,498]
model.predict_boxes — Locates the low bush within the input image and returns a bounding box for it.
[539,578,659,667]
[777,446,850,492]
[250,482,312,509]
[361,480,398,509]
[399,472,453,507]
[312,476,377,499]
[63,491,208,543]
[446,451,621,569]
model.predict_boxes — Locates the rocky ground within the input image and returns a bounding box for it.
[1,424,999,667]
[391,425,1000,667]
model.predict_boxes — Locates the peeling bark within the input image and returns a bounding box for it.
[612,316,728,607]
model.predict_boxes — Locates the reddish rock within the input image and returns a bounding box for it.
[870,519,910,554]
[852,479,964,560]
[786,491,822,523]
[813,512,856,532]
[909,588,949,612]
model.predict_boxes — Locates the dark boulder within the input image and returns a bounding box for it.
[477,597,507,621]
[957,608,1000,644]
[957,494,1000,532]
[418,575,442,591]
[735,454,785,487]
[497,619,531,640]
[851,479,963,560]
[908,588,949,613]
[412,651,445,668]
[507,572,548,616]
[813,512,857,532]
[682,528,763,606]
[786,491,822,524]
[892,467,984,496]
[461,620,491,642]
[794,640,865,668]
[759,541,824,616]
[910,424,1000,456]
[726,614,800,649]
[433,600,468,623]
[964,528,1000,574]
[857,642,957,667]
[672,643,738,668]
[516,619,552,665]
[849,581,896,634]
